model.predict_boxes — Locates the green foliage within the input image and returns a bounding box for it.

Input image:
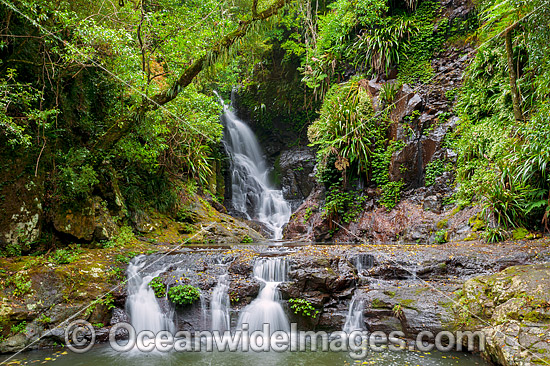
[168,285,201,306]
[371,140,405,186]
[424,159,446,187]
[37,315,52,324]
[8,273,33,297]
[379,180,404,211]
[303,206,316,223]
[114,252,138,265]
[288,298,319,318]
[323,186,366,223]
[434,229,448,244]
[379,82,401,105]
[102,226,134,249]
[85,293,115,317]
[240,235,253,243]
[50,245,83,265]
[149,277,166,298]
[308,78,375,176]
[10,322,27,335]
[482,227,509,243]
[0,68,58,148]
[348,16,418,74]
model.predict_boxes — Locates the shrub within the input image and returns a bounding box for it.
[434,229,448,244]
[307,78,375,177]
[424,159,446,187]
[149,277,166,298]
[168,285,201,306]
[379,180,404,210]
[289,298,319,318]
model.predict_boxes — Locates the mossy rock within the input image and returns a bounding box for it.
[468,214,485,232]
[436,218,449,229]
[464,232,479,241]
[512,227,529,240]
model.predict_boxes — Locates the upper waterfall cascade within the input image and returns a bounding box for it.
[218,92,291,240]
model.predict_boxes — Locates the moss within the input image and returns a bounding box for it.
[436,218,449,229]
[464,232,479,241]
[468,214,485,232]
[399,299,417,309]
[512,227,529,240]
[384,290,396,298]
[372,298,388,309]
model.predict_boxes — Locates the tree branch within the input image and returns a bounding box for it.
[92,0,291,153]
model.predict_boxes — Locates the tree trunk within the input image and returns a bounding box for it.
[504,28,523,122]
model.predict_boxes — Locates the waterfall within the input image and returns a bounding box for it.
[237,258,290,333]
[210,274,231,332]
[125,256,175,334]
[355,254,375,272]
[218,92,291,240]
[343,296,365,333]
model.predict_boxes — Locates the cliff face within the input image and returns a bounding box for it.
[282,0,481,243]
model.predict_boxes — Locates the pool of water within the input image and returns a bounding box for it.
[0,344,489,366]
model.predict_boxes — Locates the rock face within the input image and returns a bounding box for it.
[0,157,43,253]
[52,196,119,241]
[456,263,550,366]
[283,45,477,245]
[278,147,316,210]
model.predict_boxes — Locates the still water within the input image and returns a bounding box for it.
[0,343,489,366]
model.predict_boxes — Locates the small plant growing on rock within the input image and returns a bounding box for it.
[380,180,404,211]
[434,229,448,244]
[303,206,315,223]
[50,244,83,265]
[10,321,27,335]
[168,285,201,306]
[149,277,166,298]
[37,315,51,324]
[424,159,446,187]
[289,298,319,318]
[9,272,32,297]
[241,235,253,243]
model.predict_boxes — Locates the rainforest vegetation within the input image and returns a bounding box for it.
[1,0,549,256]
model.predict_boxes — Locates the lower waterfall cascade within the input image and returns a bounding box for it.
[237,257,290,333]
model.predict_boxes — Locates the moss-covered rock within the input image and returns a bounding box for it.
[454,263,550,366]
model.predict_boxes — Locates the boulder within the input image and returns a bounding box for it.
[52,196,118,241]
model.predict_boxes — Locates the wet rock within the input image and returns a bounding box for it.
[283,184,327,241]
[278,147,316,209]
[423,195,442,214]
[131,210,156,233]
[367,79,382,95]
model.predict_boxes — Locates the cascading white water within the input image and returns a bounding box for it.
[218,92,291,240]
[237,258,290,333]
[343,296,365,333]
[210,274,231,332]
[126,257,175,334]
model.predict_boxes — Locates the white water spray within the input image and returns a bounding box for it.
[343,295,365,333]
[218,92,291,240]
[210,274,231,332]
[125,257,175,334]
[237,258,290,333]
